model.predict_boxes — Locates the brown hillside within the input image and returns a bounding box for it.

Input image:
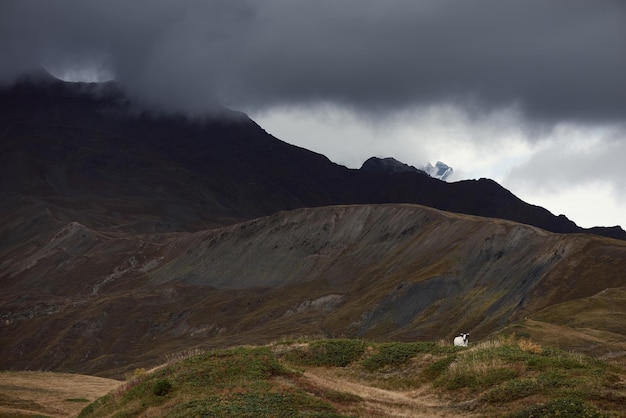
[2,204,625,377]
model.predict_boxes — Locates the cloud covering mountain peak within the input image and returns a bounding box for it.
[1,0,624,124]
[1,0,624,229]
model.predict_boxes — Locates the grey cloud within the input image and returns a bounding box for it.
[1,0,625,123]
[504,128,626,198]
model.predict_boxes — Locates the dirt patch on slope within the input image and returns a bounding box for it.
[301,367,476,417]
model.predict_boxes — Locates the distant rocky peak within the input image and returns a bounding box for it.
[360,157,426,176]
[360,157,453,181]
[423,161,453,181]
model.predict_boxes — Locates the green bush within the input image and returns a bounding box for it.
[152,379,173,397]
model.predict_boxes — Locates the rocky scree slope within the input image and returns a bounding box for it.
[1,204,625,377]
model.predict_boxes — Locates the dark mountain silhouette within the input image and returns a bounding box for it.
[1,72,624,238]
[360,156,424,175]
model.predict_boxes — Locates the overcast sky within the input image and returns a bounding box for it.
[2,0,625,228]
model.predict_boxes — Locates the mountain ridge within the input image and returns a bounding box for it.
[2,203,625,377]
[1,73,623,238]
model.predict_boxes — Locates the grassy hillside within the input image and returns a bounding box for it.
[78,337,626,418]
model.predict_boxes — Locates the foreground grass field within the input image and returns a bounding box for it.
[73,336,625,418]
[3,337,624,417]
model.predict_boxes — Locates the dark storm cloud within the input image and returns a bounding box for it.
[1,0,625,122]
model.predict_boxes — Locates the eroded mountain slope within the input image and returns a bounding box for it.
[2,204,624,377]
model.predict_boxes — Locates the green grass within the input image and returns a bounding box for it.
[78,337,625,418]
[79,345,351,418]
[482,377,542,403]
[361,341,456,371]
[508,396,607,418]
[442,365,519,391]
[421,355,458,381]
[282,339,366,367]
[423,338,623,416]
[167,392,343,418]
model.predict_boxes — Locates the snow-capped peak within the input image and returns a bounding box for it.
[423,161,453,181]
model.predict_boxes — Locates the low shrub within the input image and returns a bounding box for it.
[483,378,540,403]
[152,379,172,397]
[167,391,342,418]
[508,396,606,418]
[537,370,574,390]
[421,355,456,381]
[443,366,518,391]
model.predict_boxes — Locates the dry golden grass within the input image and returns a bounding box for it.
[518,338,543,354]
[465,334,516,353]
[447,357,507,376]
[164,347,205,366]
[500,319,626,367]
[0,371,121,417]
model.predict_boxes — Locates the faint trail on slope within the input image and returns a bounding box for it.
[303,368,476,418]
